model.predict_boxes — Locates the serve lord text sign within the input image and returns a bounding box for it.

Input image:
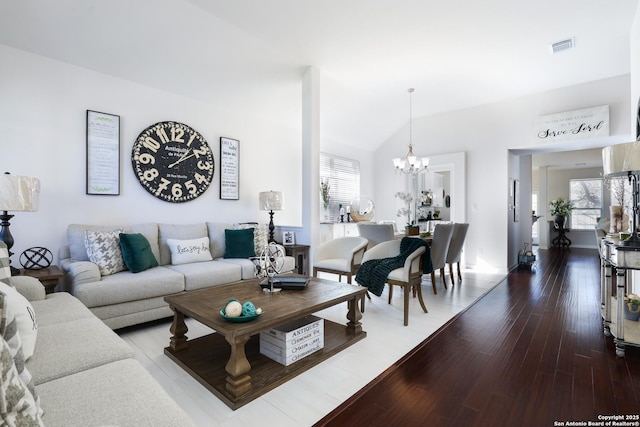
[534,105,609,143]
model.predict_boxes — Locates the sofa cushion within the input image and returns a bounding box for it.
[166,236,213,265]
[206,222,233,259]
[119,233,159,273]
[36,359,195,427]
[27,317,134,385]
[166,260,242,291]
[224,228,256,258]
[0,282,37,360]
[73,266,184,308]
[31,293,95,327]
[158,223,209,266]
[217,257,257,280]
[85,229,125,276]
[67,223,160,262]
[68,224,123,261]
[0,337,44,426]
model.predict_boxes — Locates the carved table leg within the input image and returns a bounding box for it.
[169,307,188,352]
[225,334,252,398]
[346,295,363,335]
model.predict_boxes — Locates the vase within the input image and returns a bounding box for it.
[322,205,330,223]
[624,303,640,321]
[609,205,629,233]
[405,225,419,236]
[554,215,566,229]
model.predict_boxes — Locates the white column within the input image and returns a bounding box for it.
[301,67,321,263]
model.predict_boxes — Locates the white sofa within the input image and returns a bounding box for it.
[59,222,295,329]
[1,247,195,426]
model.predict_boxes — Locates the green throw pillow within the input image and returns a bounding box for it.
[224,228,255,258]
[119,233,158,273]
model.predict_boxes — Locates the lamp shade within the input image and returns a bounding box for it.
[259,191,284,211]
[602,141,640,176]
[0,175,40,212]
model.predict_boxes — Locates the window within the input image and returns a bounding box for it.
[569,178,603,230]
[320,153,360,223]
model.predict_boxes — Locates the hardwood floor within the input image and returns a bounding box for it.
[118,261,506,425]
[314,248,640,427]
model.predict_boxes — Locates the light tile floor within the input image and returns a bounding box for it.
[118,270,505,426]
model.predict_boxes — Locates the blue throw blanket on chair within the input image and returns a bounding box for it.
[355,237,432,297]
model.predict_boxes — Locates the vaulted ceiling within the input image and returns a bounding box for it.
[1,0,637,151]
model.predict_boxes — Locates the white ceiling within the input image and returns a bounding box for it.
[1,0,637,151]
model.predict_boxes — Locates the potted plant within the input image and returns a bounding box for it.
[320,178,330,222]
[395,192,419,235]
[624,293,640,321]
[549,197,574,228]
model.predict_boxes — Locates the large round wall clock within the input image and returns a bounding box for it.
[131,121,214,203]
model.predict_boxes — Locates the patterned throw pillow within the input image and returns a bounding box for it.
[0,336,44,425]
[0,242,11,286]
[0,283,37,361]
[85,229,126,276]
[0,290,43,421]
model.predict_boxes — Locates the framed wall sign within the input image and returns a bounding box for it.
[534,105,609,143]
[220,137,239,200]
[86,110,120,195]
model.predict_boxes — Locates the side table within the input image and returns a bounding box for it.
[19,266,63,294]
[552,226,571,247]
[283,244,310,276]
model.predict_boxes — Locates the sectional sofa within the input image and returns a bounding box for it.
[59,222,295,329]
[0,245,195,426]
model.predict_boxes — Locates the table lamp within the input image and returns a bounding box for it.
[602,141,640,247]
[259,190,283,243]
[0,173,40,274]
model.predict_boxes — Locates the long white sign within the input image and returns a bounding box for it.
[534,105,609,143]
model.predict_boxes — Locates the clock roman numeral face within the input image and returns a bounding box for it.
[131,121,214,203]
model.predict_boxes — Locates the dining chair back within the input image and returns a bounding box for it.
[357,223,395,249]
[429,223,454,294]
[445,223,469,285]
[359,239,428,326]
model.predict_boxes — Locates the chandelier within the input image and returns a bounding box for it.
[392,88,429,175]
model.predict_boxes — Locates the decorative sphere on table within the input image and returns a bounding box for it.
[225,300,242,317]
[20,247,53,270]
[242,301,256,316]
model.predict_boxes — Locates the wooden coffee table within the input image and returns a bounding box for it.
[164,277,367,410]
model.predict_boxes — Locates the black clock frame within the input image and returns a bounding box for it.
[131,121,214,203]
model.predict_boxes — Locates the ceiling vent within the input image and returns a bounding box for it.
[551,37,575,54]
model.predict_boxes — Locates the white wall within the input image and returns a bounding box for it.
[0,45,305,263]
[374,75,631,272]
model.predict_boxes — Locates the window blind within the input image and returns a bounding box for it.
[320,153,360,223]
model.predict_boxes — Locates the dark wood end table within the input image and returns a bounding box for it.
[283,244,310,275]
[19,266,63,294]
